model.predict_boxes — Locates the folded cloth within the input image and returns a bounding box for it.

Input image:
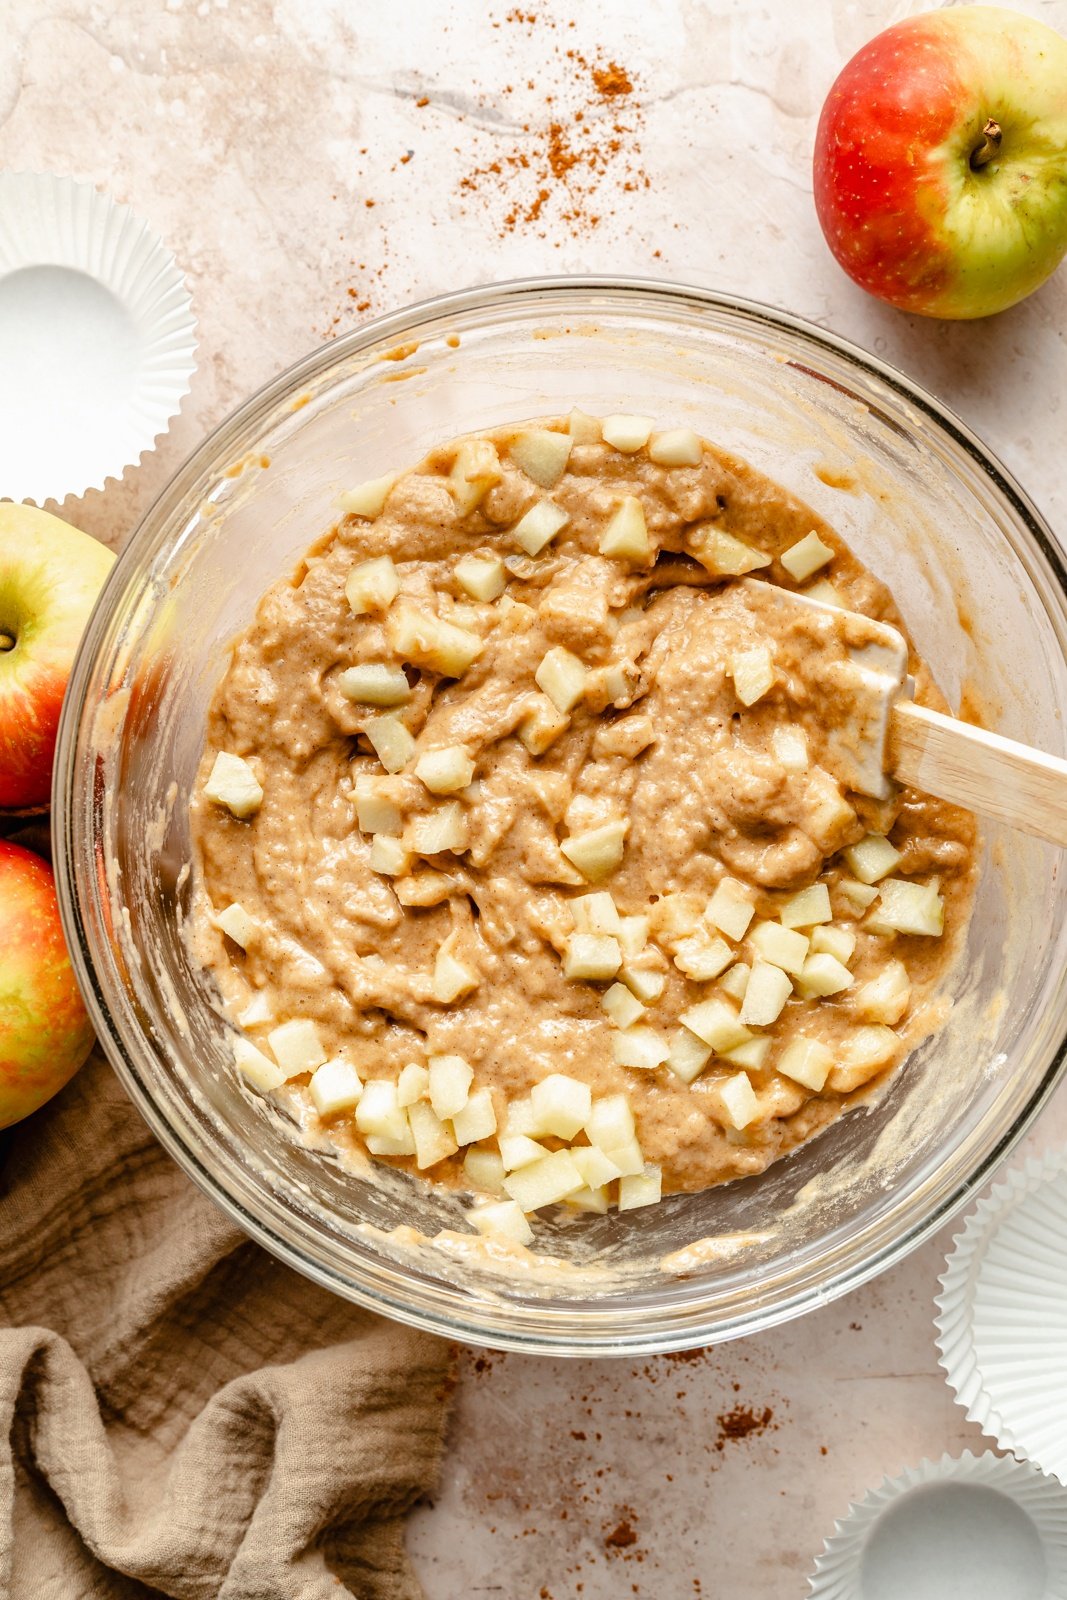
[0,1051,455,1600]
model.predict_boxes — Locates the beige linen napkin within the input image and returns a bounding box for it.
[0,1049,455,1600]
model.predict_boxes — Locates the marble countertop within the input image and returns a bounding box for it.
[6,0,1067,1591]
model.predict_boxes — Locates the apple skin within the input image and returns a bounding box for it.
[0,505,114,812]
[813,6,1067,319]
[0,840,94,1128]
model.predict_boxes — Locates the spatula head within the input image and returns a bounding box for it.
[741,579,911,801]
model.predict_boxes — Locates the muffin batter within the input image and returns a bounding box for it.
[190,412,976,1228]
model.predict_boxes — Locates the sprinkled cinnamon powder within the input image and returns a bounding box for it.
[456,14,646,238]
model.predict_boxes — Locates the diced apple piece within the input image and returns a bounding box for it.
[666,1028,712,1085]
[602,983,645,1029]
[214,902,257,949]
[612,1026,670,1070]
[536,645,588,713]
[804,577,844,607]
[652,892,704,943]
[805,768,856,848]
[408,1101,459,1169]
[567,1185,611,1214]
[567,407,602,442]
[369,834,413,876]
[501,1097,539,1138]
[673,933,734,981]
[721,1035,772,1070]
[591,1136,637,1178]
[811,924,856,964]
[235,1036,285,1093]
[355,1079,409,1142]
[795,952,854,998]
[339,472,397,519]
[719,962,750,1003]
[853,959,911,1024]
[781,530,834,582]
[470,1198,534,1244]
[560,819,627,882]
[730,645,775,707]
[619,1165,663,1211]
[680,998,751,1052]
[713,1071,760,1131]
[777,1037,833,1092]
[499,1133,549,1171]
[267,1019,327,1078]
[749,921,810,975]
[837,876,879,912]
[780,883,832,929]
[509,428,573,488]
[409,801,468,855]
[463,1146,507,1195]
[397,1062,430,1107]
[503,1149,584,1211]
[309,1057,363,1116]
[455,553,507,602]
[866,879,944,937]
[648,428,702,466]
[705,877,755,941]
[828,1025,899,1092]
[427,1053,474,1119]
[365,713,416,773]
[354,777,402,835]
[338,662,411,706]
[388,602,483,678]
[365,1125,417,1158]
[415,745,475,795]
[394,871,454,907]
[345,555,400,616]
[586,1093,636,1151]
[739,959,793,1026]
[601,414,654,452]
[512,499,569,555]
[237,992,273,1028]
[771,725,809,772]
[432,940,478,1002]
[599,496,651,562]
[617,916,649,958]
[572,1145,623,1189]
[204,751,264,819]
[563,934,622,982]
[621,964,666,1002]
[594,715,656,759]
[844,834,902,885]
[518,692,571,755]
[570,891,621,935]
[531,1073,592,1139]
[692,527,771,576]
[453,1087,498,1145]
[449,438,503,514]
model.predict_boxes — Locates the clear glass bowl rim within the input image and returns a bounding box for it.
[53,274,1067,1356]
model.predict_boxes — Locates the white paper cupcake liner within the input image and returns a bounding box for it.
[0,171,197,503]
[808,1450,1067,1598]
[935,1147,1067,1484]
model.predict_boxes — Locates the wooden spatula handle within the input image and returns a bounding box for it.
[890,700,1067,848]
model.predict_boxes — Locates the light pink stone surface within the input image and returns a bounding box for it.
[6,0,1067,1591]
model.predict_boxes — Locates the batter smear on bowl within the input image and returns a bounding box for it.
[190,411,977,1243]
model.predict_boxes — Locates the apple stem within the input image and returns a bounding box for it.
[0,633,14,653]
[970,118,1002,171]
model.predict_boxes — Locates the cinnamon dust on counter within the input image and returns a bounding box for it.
[457,16,646,239]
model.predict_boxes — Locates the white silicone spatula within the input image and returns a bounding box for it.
[745,579,1067,847]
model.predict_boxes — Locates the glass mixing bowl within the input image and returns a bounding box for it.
[54,278,1067,1355]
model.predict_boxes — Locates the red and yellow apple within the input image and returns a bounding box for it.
[0,840,94,1127]
[813,6,1067,319]
[0,504,114,812]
